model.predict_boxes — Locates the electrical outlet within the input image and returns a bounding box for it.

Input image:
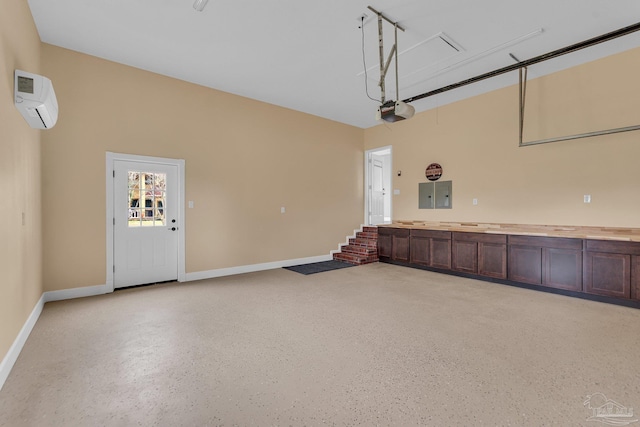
[584,195,591,203]
[473,198,478,205]
[281,207,286,214]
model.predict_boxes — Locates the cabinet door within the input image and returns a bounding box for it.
[543,248,582,291]
[584,252,630,299]
[632,256,640,301]
[378,234,392,258]
[410,236,430,265]
[452,240,478,274]
[508,246,542,285]
[479,243,507,279]
[430,238,452,270]
[392,235,410,262]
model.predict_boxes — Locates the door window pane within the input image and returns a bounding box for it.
[128,171,166,227]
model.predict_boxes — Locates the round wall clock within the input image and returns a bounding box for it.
[425,163,443,181]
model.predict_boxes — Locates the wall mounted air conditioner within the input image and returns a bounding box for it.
[14,69,59,129]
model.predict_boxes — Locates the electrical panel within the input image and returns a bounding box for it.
[419,181,452,209]
[435,181,452,209]
[418,182,434,209]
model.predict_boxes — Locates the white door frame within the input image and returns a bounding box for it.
[364,145,393,226]
[105,152,186,292]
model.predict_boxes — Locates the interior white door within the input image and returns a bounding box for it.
[370,156,385,225]
[113,160,178,288]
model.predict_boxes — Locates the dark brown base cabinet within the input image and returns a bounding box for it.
[410,230,451,269]
[452,232,507,279]
[378,233,392,258]
[378,226,640,307]
[378,228,410,262]
[583,240,640,299]
[507,236,582,291]
[633,257,640,300]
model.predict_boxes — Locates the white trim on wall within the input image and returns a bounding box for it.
[0,295,45,391]
[105,152,186,292]
[184,254,332,282]
[43,284,109,303]
[330,225,364,255]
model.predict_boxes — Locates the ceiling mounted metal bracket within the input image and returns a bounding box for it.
[367,6,405,103]
[520,124,640,147]
[366,6,405,32]
[510,53,528,146]
[403,21,640,106]
[509,50,640,147]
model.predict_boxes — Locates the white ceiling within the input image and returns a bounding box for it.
[27,0,640,128]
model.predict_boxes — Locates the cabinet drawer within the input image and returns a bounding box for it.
[453,232,506,244]
[411,229,451,240]
[378,227,410,238]
[585,240,640,255]
[508,235,582,250]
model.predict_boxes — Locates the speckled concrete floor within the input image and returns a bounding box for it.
[1,263,640,426]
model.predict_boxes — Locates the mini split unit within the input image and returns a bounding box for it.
[14,70,59,129]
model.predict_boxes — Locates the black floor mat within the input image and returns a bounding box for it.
[283,260,355,275]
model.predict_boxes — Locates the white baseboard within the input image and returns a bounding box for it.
[0,294,45,391]
[0,284,108,391]
[43,284,109,303]
[184,254,332,282]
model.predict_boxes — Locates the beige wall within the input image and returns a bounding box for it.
[0,1,43,364]
[41,44,364,291]
[365,47,640,227]
[3,1,639,368]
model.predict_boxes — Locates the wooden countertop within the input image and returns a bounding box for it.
[378,221,640,242]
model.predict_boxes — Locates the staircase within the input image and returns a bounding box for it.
[333,226,378,265]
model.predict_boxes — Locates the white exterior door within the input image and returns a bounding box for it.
[371,157,385,225]
[113,160,178,288]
